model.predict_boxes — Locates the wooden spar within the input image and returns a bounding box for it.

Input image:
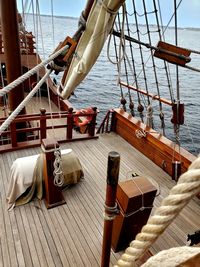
[0,0,25,114]
[82,0,95,21]
[60,0,95,88]
[101,151,120,267]
[120,81,173,106]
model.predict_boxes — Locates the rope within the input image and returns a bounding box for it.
[41,144,64,187]
[53,149,64,187]
[0,70,52,135]
[132,1,150,105]
[114,156,200,267]
[146,105,153,128]
[135,129,146,139]
[0,44,69,97]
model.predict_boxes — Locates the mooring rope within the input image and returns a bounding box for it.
[0,43,69,98]
[0,69,51,135]
[114,156,200,267]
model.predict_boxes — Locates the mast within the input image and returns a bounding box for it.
[0,0,25,114]
[0,0,26,141]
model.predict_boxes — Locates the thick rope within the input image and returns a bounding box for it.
[0,44,69,97]
[0,70,51,135]
[114,156,200,267]
[146,105,153,128]
[53,150,64,187]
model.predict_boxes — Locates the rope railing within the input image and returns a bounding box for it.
[0,70,51,135]
[0,43,69,97]
[114,156,200,267]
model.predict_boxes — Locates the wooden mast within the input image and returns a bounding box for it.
[0,0,26,140]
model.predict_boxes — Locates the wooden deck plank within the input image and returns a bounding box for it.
[0,133,199,267]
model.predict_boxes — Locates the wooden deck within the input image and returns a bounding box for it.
[0,132,199,266]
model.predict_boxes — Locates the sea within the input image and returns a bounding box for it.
[24,15,200,155]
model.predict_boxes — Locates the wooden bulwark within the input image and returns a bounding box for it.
[0,133,199,266]
[113,108,196,177]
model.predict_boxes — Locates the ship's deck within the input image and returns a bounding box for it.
[0,133,199,267]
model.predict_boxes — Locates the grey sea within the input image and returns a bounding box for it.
[25,15,200,155]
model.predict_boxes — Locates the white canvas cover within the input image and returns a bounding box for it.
[61,0,125,99]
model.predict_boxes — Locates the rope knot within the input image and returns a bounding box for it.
[135,129,146,139]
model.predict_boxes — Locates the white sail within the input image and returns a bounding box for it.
[61,0,125,99]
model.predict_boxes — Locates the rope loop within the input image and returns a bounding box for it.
[135,129,146,139]
[99,0,118,15]
[104,202,119,221]
[53,149,64,187]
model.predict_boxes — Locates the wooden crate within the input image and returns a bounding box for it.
[111,176,157,252]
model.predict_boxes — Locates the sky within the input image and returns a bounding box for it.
[17,0,200,28]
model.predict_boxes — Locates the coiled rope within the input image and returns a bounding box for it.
[53,149,64,187]
[41,144,65,187]
[114,156,200,267]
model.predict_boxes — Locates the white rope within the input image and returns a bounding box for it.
[146,105,153,128]
[135,129,146,139]
[53,150,64,187]
[0,44,69,97]
[41,144,64,187]
[114,156,200,267]
[0,70,51,135]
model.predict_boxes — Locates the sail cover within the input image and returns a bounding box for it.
[61,0,125,99]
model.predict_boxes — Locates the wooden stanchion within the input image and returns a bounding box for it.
[101,151,120,267]
[42,138,66,209]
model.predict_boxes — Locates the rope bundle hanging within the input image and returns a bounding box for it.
[53,149,64,187]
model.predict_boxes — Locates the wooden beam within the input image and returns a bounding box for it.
[120,81,172,106]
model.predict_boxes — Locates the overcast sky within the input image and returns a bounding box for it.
[17,0,200,28]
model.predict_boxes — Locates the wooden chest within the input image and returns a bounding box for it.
[111,176,157,252]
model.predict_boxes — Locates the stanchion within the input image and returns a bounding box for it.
[42,138,66,209]
[101,151,120,267]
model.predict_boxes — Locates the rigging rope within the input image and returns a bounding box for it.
[0,43,69,98]
[114,156,200,267]
[108,11,127,111]
[132,0,150,105]
[156,0,174,103]
[0,70,52,135]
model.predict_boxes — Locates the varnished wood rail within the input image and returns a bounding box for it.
[0,108,98,153]
[112,108,196,177]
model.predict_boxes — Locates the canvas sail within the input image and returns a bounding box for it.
[61,0,125,99]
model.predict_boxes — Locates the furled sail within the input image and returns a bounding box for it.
[61,0,125,99]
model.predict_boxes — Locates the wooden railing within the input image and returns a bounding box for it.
[0,107,98,153]
[0,31,36,55]
[113,108,196,177]
[97,109,115,134]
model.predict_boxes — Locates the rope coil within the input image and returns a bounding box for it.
[104,202,119,221]
[41,144,64,187]
[135,129,146,139]
[53,150,64,187]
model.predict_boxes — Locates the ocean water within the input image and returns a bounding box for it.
[24,15,200,155]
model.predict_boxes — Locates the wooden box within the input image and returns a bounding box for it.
[111,176,157,252]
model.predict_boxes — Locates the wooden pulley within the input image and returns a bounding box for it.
[154,41,191,66]
[172,161,182,181]
[47,36,77,74]
[171,103,184,125]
